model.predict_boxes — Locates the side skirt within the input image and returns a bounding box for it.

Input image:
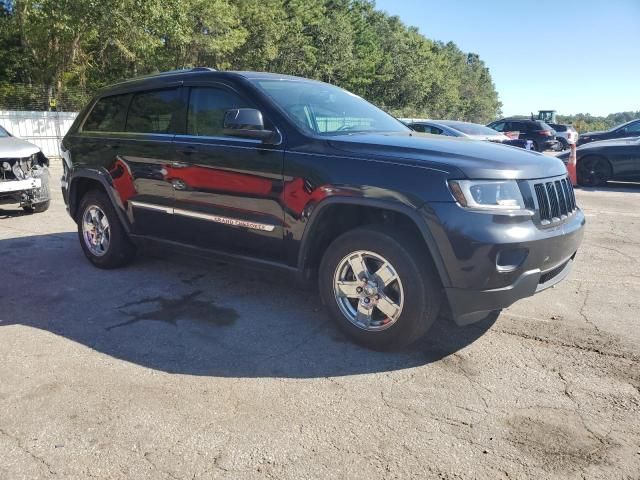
[129,234,301,278]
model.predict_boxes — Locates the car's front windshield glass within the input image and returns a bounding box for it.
[0,126,10,137]
[252,79,409,136]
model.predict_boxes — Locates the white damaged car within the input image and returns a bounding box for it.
[0,125,50,213]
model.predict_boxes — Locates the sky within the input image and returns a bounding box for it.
[375,0,640,117]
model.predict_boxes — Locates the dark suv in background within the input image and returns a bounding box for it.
[487,118,559,152]
[61,68,584,350]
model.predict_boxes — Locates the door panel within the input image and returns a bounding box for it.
[114,87,185,239]
[170,85,285,260]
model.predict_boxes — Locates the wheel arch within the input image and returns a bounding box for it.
[68,169,131,233]
[297,197,451,288]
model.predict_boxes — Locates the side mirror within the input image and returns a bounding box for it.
[223,108,276,142]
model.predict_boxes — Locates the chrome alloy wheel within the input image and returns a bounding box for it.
[333,250,404,331]
[82,205,111,256]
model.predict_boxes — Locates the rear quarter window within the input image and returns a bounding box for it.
[126,88,182,134]
[82,94,131,132]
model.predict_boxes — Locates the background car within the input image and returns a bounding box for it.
[0,124,51,213]
[406,120,530,148]
[558,136,640,186]
[549,123,578,150]
[487,118,559,152]
[577,119,640,146]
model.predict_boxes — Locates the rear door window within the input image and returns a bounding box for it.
[409,124,425,132]
[186,87,252,137]
[490,122,506,132]
[83,94,131,132]
[126,88,182,134]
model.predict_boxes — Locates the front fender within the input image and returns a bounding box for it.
[296,196,451,288]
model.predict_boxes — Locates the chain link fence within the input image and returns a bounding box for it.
[0,84,85,159]
[0,83,91,112]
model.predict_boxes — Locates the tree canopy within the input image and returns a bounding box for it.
[557,111,640,134]
[0,0,502,122]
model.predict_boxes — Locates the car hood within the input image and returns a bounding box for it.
[578,136,639,149]
[0,136,40,158]
[327,132,567,180]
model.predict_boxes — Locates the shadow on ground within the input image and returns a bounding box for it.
[0,232,496,378]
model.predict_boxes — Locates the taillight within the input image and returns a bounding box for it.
[537,130,553,136]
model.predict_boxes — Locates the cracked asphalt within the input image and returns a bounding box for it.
[1,162,639,479]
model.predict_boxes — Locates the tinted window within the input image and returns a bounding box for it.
[489,122,506,132]
[83,94,131,132]
[187,87,251,137]
[428,126,444,135]
[126,89,181,134]
[623,121,640,134]
[409,123,425,132]
[535,121,552,131]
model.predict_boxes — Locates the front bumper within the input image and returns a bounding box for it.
[445,253,576,325]
[0,177,42,194]
[421,202,585,325]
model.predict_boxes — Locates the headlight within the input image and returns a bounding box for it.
[448,180,526,211]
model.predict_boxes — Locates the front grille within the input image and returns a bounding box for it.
[533,176,577,224]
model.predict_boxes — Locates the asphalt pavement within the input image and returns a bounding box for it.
[1,162,639,479]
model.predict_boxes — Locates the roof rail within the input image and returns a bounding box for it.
[156,67,216,75]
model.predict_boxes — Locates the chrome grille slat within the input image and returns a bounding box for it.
[532,175,578,225]
[555,180,568,216]
[546,182,560,218]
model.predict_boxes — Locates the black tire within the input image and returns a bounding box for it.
[77,189,136,269]
[22,200,50,214]
[558,137,569,151]
[319,225,442,351]
[578,155,611,187]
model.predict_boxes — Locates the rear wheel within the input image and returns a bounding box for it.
[319,225,441,350]
[557,138,569,151]
[578,156,611,187]
[77,189,136,268]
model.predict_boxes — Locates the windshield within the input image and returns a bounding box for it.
[252,79,409,136]
[439,121,501,136]
[0,125,10,137]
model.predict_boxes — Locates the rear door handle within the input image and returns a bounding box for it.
[177,146,196,155]
[169,161,189,168]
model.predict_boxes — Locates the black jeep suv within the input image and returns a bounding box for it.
[61,68,585,350]
[487,118,559,152]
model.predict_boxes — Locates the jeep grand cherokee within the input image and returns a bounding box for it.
[61,68,585,350]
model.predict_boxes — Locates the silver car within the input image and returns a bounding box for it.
[0,125,51,213]
[406,120,531,149]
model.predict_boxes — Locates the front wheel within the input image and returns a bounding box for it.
[319,225,441,350]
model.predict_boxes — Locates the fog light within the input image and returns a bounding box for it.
[496,248,528,272]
